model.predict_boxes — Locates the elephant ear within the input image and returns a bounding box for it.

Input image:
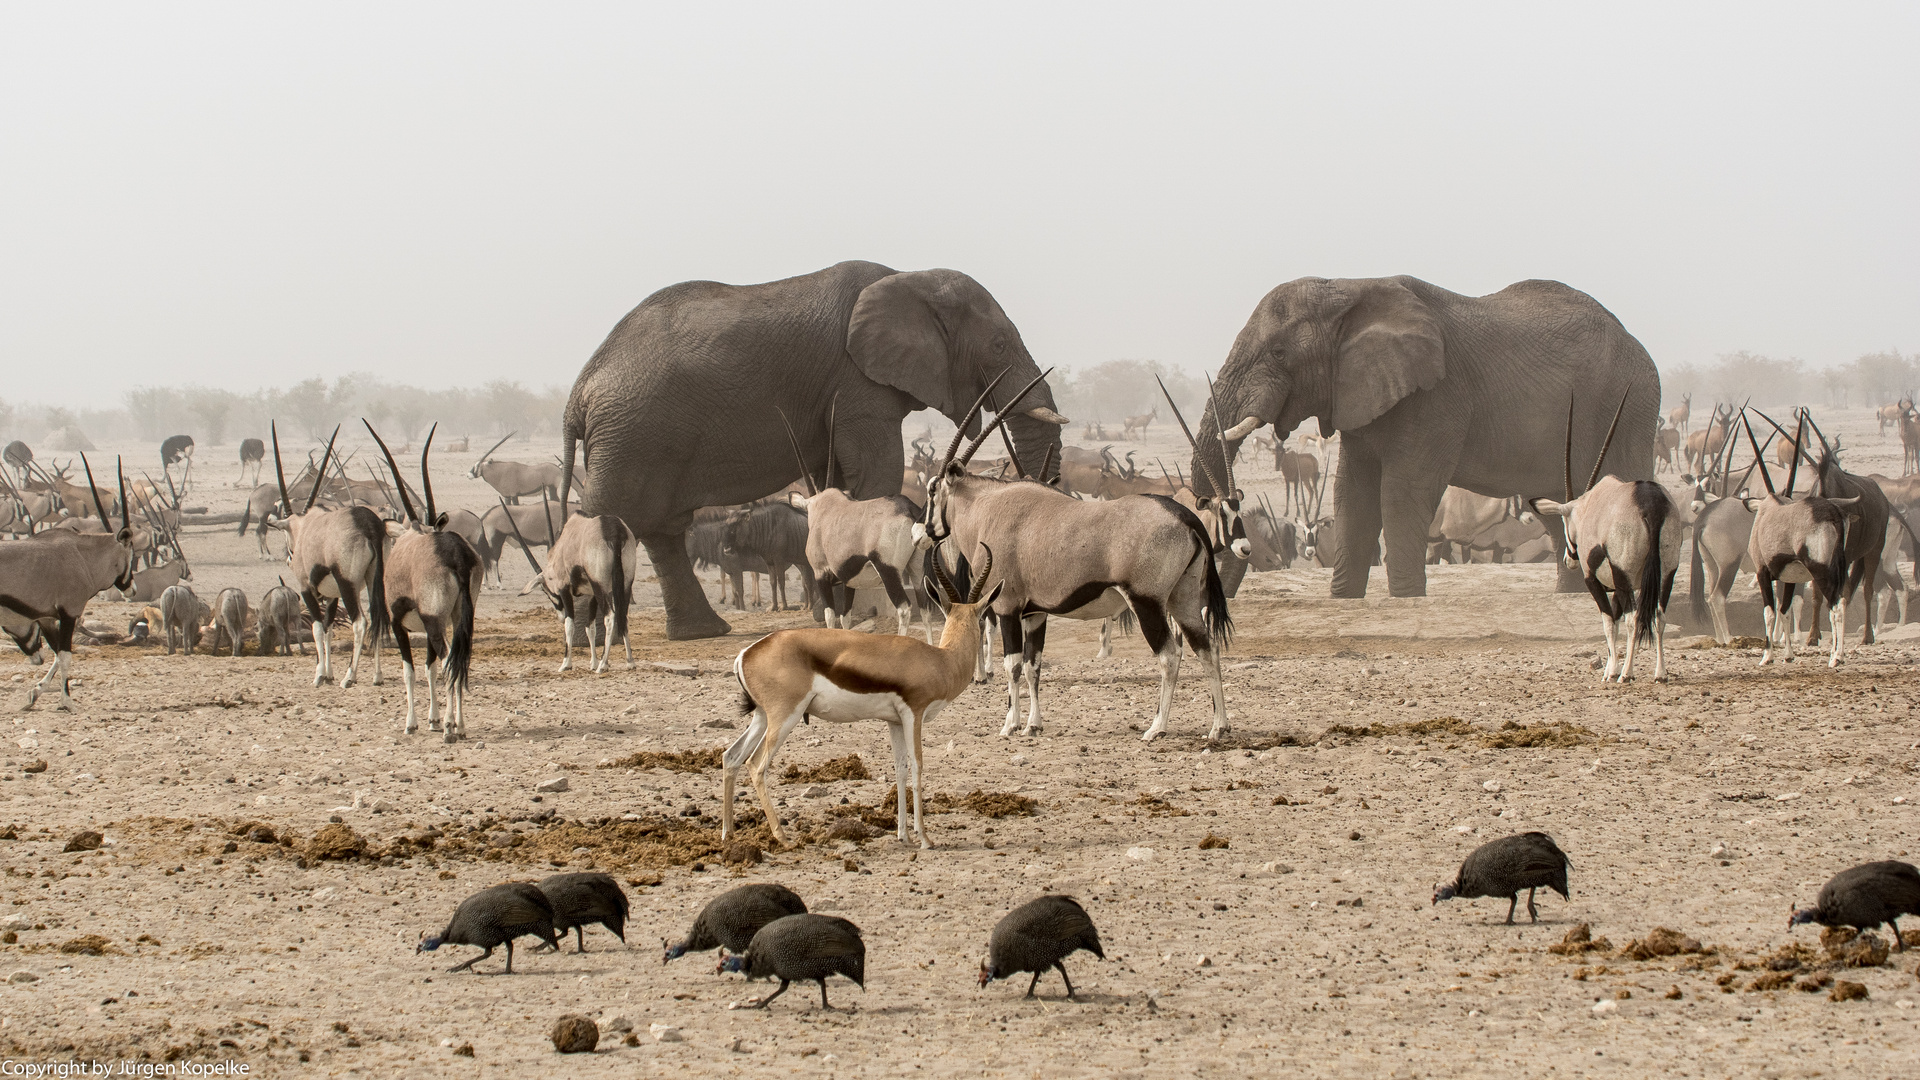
[846,271,963,416]
[1331,279,1445,431]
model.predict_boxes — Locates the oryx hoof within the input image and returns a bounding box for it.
[340,674,356,689]
[1139,725,1167,742]
[1023,725,1043,737]
[557,662,571,673]
[442,731,459,744]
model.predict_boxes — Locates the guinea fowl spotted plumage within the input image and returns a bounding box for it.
[1433,832,1572,924]
[979,894,1105,1000]
[716,913,865,1010]
[417,882,561,973]
[537,873,630,953]
[1791,860,1920,949]
[663,883,807,963]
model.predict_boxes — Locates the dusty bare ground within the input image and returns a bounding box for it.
[2,417,1918,1078]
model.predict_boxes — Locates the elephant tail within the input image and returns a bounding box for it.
[1688,509,1707,621]
[559,393,583,512]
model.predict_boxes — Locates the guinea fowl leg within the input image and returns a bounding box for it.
[819,979,835,1011]
[575,926,589,954]
[1056,962,1077,1001]
[1893,917,1905,951]
[447,946,493,974]
[1504,895,1518,925]
[1025,971,1042,998]
[749,980,791,1009]
[1527,887,1539,923]
[500,940,515,974]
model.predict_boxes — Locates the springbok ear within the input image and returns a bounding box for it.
[847,271,963,417]
[1332,280,1445,431]
[922,575,947,612]
[981,581,1003,609]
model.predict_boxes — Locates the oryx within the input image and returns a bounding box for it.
[921,370,1232,741]
[510,498,637,675]
[0,456,136,710]
[1735,411,1859,667]
[366,423,482,739]
[274,424,389,688]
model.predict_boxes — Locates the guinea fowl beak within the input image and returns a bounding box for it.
[977,961,992,988]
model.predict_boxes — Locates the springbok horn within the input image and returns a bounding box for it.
[78,454,111,527]
[1784,411,1806,496]
[499,497,546,580]
[983,389,1027,479]
[929,540,961,603]
[478,430,514,464]
[1223,416,1262,440]
[958,369,1052,467]
[943,369,1015,470]
[824,395,838,490]
[1206,372,1236,494]
[271,422,292,519]
[966,543,994,604]
[774,408,818,497]
[1024,406,1070,424]
[1156,375,1223,497]
[305,426,340,514]
[1583,383,1635,496]
[1560,395,1576,502]
[1740,410,1776,496]
[364,420,419,524]
[421,423,439,524]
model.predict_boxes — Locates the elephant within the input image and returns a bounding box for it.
[1193,275,1660,598]
[560,261,1068,639]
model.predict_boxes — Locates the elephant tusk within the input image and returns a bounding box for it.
[1023,406,1071,425]
[1223,416,1262,440]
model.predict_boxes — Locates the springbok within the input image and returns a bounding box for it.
[274,424,389,688]
[511,501,638,674]
[0,456,135,710]
[1530,390,1694,683]
[1736,412,1858,667]
[721,542,1000,851]
[1667,393,1691,438]
[922,371,1232,740]
[1122,406,1157,440]
[366,423,482,739]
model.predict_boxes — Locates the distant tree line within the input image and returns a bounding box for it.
[1661,350,1918,410]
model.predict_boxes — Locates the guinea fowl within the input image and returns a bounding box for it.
[716,913,865,1010]
[417,882,561,973]
[979,894,1106,1000]
[538,872,630,953]
[1791,860,1920,949]
[1433,832,1572,924]
[663,883,807,963]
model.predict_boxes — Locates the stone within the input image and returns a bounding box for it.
[649,1023,683,1043]
[601,1015,634,1034]
[803,785,831,798]
[1126,846,1154,860]
[536,777,570,794]
[246,825,276,844]
[1482,779,1503,792]
[650,662,698,678]
[0,915,30,932]
[6,970,37,984]
[62,830,103,853]
[1591,999,1617,1015]
[550,1015,599,1053]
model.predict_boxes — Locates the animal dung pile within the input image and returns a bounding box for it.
[1547,923,1614,955]
[62,830,104,853]
[780,754,872,784]
[59,935,114,956]
[305,823,367,861]
[1819,927,1892,968]
[932,790,1039,818]
[597,748,721,774]
[1479,720,1596,749]
[721,841,763,866]
[1829,980,1869,1002]
[1617,927,1705,961]
[549,1015,598,1053]
[1197,832,1230,850]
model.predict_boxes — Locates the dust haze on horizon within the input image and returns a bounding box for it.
[1,3,1914,409]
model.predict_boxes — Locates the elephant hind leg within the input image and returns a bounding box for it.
[639,530,732,640]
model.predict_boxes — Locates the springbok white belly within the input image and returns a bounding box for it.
[805,674,907,724]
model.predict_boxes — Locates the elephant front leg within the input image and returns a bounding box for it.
[640,531,733,640]
[1378,468,1448,599]
[1330,450,1384,599]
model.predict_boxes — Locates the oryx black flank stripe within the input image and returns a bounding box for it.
[1020,580,1123,617]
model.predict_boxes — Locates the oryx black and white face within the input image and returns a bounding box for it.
[1198,494,1250,560]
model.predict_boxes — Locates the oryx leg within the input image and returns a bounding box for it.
[1780,583,1798,662]
[423,615,447,733]
[1019,613,1047,736]
[1174,618,1229,741]
[1757,572,1779,665]
[1706,554,1739,644]
[1097,617,1113,660]
[393,603,421,734]
[305,590,333,685]
[1652,569,1677,682]
[557,591,576,673]
[1134,598,1180,741]
[875,564,914,640]
[998,612,1025,737]
[1597,608,1622,682]
[1829,592,1847,668]
[1619,596,1641,684]
[589,599,610,674]
[975,616,993,684]
[337,583,367,689]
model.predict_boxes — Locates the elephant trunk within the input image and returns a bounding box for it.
[1004,412,1064,483]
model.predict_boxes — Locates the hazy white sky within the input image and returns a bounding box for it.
[2,2,1914,406]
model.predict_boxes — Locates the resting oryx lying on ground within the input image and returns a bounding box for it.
[721,542,1000,851]
[511,500,637,674]
[0,456,135,710]
[367,423,482,739]
[922,370,1232,740]
[1531,390,1695,683]
[274,425,388,688]
[1736,412,1859,667]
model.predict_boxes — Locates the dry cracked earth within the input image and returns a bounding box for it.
[1,420,1918,1079]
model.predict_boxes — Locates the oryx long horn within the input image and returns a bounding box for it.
[929,540,961,603]
[115,457,130,535]
[966,543,994,604]
[1038,443,1057,485]
[1784,410,1806,496]
[364,420,419,524]
[942,369,1014,471]
[1560,395,1576,502]
[420,423,439,524]
[305,426,340,514]
[1156,375,1223,497]
[271,422,292,519]
[983,388,1027,479]
[958,369,1053,467]
[1749,407,1818,471]
[162,466,182,512]
[478,430,514,464]
[1740,410,1776,496]
[774,407,818,496]
[1205,372,1236,494]
[500,497,545,578]
[78,453,111,527]
[824,395,838,490]
[1583,382,1635,496]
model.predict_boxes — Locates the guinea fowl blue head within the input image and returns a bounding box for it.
[977,960,996,988]
[417,933,444,953]
[662,939,688,964]
[1432,883,1458,904]
[1789,907,1821,929]
[716,951,747,975]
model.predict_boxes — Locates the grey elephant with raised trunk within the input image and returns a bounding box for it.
[561,261,1068,640]
[1192,275,1659,598]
